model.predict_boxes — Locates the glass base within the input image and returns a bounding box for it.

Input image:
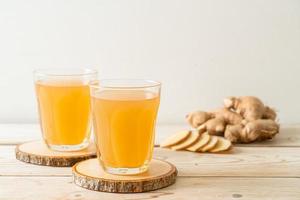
[46,140,89,152]
[103,163,149,175]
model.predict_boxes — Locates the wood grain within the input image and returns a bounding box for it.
[0,176,299,200]
[2,145,300,177]
[156,147,300,177]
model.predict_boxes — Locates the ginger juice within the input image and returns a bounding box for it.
[34,69,97,151]
[91,80,161,174]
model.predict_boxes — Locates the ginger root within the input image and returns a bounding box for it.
[223,96,277,121]
[198,117,226,136]
[225,119,279,143]
[187,108,243,136]
[186,96,279,143]
[186,111,213,128]
[212,108,243,125]
[263,106,277,120]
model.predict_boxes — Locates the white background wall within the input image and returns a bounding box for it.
[0,0,299,124]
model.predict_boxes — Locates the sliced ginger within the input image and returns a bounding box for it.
[171,132,200,150]
[160,130,191,148]
[209,136,232,153]
[186,132,210,152]
[161,131,232,153]
[199,136,218,152]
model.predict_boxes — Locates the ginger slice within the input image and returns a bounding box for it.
[198,136,218,152]
[186,132,210,152]
[209,137,232,153]
[171,132,200,151]
[160,130,191,148]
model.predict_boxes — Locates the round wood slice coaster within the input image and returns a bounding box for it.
[72,158,178,193]
[15,140,97,167]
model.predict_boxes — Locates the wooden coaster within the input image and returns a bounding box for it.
[15,140,96,167]
[72,158,177,193]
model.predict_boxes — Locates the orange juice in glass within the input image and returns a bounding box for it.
[90,79,161,174]
[34,69,97,151]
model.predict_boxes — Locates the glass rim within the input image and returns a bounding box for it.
[89,79,161,89]
[33,68,98,77]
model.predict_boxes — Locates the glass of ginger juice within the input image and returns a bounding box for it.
[34,68,98,151]
[90,79,161,175]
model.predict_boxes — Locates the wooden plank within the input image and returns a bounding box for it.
[0,124,299,147]
[1,145,299,177]
[0,177,299,200]
[0,124,189,146]
[157,147,300,177]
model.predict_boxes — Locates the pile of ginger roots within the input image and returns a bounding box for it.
[186,96,280,143]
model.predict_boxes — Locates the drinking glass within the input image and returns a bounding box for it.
[34,68,98,151]
[90,79,161,174]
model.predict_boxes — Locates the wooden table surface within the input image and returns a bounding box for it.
[0,123,300,200]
